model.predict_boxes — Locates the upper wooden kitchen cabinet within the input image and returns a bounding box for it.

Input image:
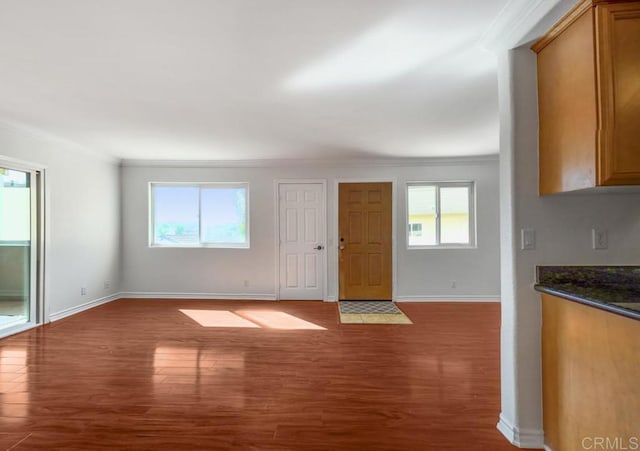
[532,0,640,195]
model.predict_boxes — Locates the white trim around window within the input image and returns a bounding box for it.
[149,182,250,248]
[406,181,476,249]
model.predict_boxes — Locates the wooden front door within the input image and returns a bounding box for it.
[338,182,392,300]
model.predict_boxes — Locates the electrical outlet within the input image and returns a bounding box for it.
[451,280,457,289]
[521,228,536,250]
[592,229,608,250]
[81,287,87,296]
[104,280,110,290]
[243,280,250,287]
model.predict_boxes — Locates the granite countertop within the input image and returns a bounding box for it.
[535,266,640,321]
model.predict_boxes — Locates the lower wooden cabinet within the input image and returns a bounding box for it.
[541,294,640,450]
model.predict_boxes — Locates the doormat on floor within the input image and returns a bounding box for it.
[338,301,412,324]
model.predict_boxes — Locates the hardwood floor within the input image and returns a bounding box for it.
[0,299,523,450]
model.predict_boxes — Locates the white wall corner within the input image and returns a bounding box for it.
[497,414,545,449]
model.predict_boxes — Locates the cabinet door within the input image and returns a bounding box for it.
[537,7,598,195]
[596,2,640,185]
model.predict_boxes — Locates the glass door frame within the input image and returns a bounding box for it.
[0,155,45,338]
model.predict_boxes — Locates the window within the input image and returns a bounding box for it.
[0,169,30,242]
[406,182,475,248]
[150,183,249,248]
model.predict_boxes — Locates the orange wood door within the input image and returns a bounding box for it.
[338,182,392,300]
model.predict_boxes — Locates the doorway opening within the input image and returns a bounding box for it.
[0,160,44,336]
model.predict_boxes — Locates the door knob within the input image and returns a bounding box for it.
[339,245,345,250]
[314,245,324,250]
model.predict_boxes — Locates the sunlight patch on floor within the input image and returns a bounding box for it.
[236,310,326,330]
[179,309,326,330]
[179,309,260,328]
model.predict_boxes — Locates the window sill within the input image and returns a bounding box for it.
[149,244,250,249]
[407,245,477,250]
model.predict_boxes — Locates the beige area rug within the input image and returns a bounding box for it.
[338,301,413,325]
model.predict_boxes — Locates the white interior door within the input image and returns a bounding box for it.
[278,183,325,300]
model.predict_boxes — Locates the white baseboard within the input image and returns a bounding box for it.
[395,295,500,302]
[44,292,499,325]
[544,446,553,451]
[49,293,122,322]
[497,413,545,449]
[119,292,277,301]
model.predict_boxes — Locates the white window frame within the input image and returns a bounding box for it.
[406,181,476,249]
[149,182,250,248]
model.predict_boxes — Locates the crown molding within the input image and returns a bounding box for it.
[120,154,499,169]
[481,0,574,52]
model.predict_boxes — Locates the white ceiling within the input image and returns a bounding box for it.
[0,0,509,161]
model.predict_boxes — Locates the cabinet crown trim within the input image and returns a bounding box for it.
[532,0,639,52]
[531,0,593,52]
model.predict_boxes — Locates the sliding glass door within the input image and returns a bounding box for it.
[0,165,38,331]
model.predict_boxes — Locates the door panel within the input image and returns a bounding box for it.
[304,254,317,288]
[368,211,382,243]
[348,212,362,243]
[339,182,392,300]
[285,208,297,241]
[279,183,325,300]
[349,254,363,286]
[286,254,298,287]
[368,254,382,286]
[304,208,316,241]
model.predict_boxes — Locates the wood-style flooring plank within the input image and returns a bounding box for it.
[0,299,528,450]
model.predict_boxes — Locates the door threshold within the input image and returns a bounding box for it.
[339,299,394,302]
[0,321,40,340]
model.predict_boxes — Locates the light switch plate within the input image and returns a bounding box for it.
[592,228,608,250]
[521,228,536,250]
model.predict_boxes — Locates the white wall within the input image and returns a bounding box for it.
[0,122,121,320]
[121,159,501,300]
[497,47,640,448]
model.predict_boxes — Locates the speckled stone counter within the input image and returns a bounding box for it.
[535,266,640,321]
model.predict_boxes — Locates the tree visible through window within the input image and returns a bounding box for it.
[150,183,249,248]
[408,223,422,237]
[406,182,475,247]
